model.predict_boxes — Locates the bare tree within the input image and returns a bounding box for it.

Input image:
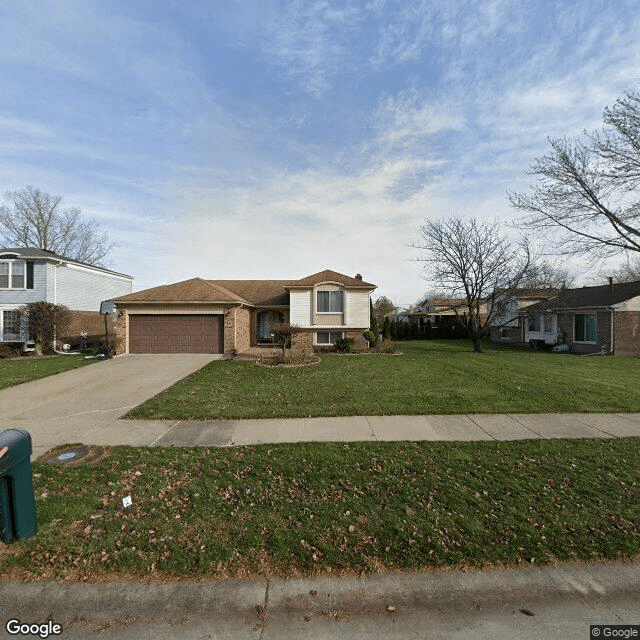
[509,92,640,262]
[0,186,114,266]
[268,320,303,360]
[608,256,640,283]
[416,217,532,353]
[519,260,574,289]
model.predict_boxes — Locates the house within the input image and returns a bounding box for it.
[0,248,133,349]
[505,280,640,355]
[110,270,376,355]
[489,288,560,344]
[398,297,488,338]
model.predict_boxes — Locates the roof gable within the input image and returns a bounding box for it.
[290,269,375,288]
[111,278,247,304]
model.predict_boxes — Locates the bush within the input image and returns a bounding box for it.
[0,344,21,359]
[382,316,392,340]
[362,331,375,345]
[335,337,356,353]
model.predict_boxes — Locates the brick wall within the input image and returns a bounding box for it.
[344,330,369,349]
[223,306,252,355]
[556,311,612,354]
[614,311,640,356]
[291,330,314,354]
[115,309,127,355]
[59,310,116,349]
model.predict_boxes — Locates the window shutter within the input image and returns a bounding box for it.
[26,262,34,289]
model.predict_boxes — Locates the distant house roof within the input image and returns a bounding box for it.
[524,281,640,311]
[0,246,132,279]
[111,270,376,307]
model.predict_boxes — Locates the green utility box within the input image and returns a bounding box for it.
[0,429,37,542]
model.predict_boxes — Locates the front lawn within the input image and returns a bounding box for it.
[128,340,640,419]
[0,354,94,391]
[3,438,638,581]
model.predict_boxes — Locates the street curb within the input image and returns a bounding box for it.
[0,562,638,625]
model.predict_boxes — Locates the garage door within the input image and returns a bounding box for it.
[129,314,224,354]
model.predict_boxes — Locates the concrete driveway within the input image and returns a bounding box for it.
[0,354,219,458]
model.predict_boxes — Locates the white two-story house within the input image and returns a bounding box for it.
[0,248,133,349]
[111,270,376,355]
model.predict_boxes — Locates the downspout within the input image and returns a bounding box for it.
[52,259,64,351]
[609,308,615,355]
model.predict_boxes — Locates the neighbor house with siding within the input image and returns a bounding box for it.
[110,270,376,355]
[0,248,133,349]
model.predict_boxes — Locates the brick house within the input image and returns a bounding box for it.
[488,288,560,345]
[0,248,133,350]
[504,280,640,355]
[110,270,376,355]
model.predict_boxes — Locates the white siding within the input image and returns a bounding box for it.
[289,289,312,326]
[346,290,370,327]
[54,263,132,311]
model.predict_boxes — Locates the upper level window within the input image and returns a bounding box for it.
[317,290,343,313]
[0,260,26,289]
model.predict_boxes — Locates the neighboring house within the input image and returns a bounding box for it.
[398,298,488,336]
[110,270,376,355]
[0,248,133,349]
[489,288,560,344]
[503,280,640,355]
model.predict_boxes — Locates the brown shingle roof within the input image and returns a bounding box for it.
[111,270,376,306]
[525,281,640,311]
[111,278,247,304]
[208,280,290,306]
[288,269,375,288]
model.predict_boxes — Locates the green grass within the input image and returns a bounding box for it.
[4,438,638,581]
[128,340,640,419]
[0,354,94,390]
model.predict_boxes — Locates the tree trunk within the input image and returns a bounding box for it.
[468,320,483,353]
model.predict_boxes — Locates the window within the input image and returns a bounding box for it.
[528,314,542,332]
[499,328,511,339]
[543,314,554,333]
[2,310,21,342]
[317,290,343,313]
[0,260,26,289]
[575,314,597,343]
[316,331,343,345]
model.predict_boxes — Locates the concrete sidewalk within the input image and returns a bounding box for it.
[76,412,640,450]
[1,561,638,639]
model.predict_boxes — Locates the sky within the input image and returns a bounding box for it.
[1,0,639,307]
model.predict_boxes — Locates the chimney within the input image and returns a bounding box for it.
[355,273,363,281]
[609,277,613,291]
